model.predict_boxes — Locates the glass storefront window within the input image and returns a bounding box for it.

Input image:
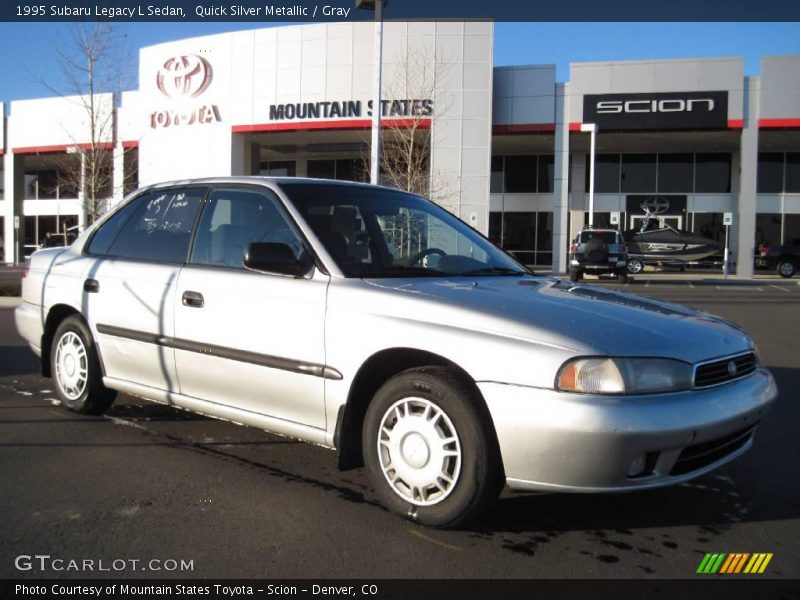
[490,156,504,193]
[694,153,731,193]
[537,155,555,193]
[583,212,613,229]
[504,156,537,193]
[757,153,784,193]
[693,213,724,243]
[621,154,657,193]
[657,154,694,193]
[589,154,620,193]
[488,211,502,245]
[259,160,296,177]
[308,160,336,179]
[755,213,782,249]
[785,153,800,193]
[784,214,800,245]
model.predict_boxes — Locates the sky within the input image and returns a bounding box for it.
[0,22,798,103]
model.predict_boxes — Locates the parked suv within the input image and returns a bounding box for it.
[15,178,776,527]
[569,228,628,282]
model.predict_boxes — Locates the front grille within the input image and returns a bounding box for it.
[670,425,756,476]
[694,352,757,388]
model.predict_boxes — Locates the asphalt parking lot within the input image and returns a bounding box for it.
[0,280,798,579]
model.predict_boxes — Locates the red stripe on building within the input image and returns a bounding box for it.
[727,119,744,129]
[492,123,556,134]
[233,119,432,134]
[759,118,800,129]
[122,140,139,149]
[569,123,583,132]
[13,142,115,154]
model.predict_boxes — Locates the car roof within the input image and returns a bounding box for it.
[137,176,380,192]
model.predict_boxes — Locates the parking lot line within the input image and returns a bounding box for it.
[769,285,790,293]
[715,286,764,291]
[687,280,695,289]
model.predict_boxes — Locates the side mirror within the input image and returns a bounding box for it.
[244,243,311,277]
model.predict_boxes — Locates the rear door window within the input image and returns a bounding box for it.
[99,188,206,263]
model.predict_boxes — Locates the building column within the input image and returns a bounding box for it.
[736,76,760,279]
[112,141,124,208]
[570,152,587,242]
[2,150,14,265]
[552,82,570,275]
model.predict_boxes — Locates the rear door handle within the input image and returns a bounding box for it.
[182,291,204,308]
[83,279,99,293]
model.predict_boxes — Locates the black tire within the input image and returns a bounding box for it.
[362,367,503,528]
[50,315,116,414]
[627,258,644,274]
[777,259,795,278]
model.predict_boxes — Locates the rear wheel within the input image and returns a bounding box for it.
[627,258,644,274]
[51,316,116,414]
[362,367,503,528]
[777,259,795,278]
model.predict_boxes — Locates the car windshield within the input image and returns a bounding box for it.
[281,182,529,278]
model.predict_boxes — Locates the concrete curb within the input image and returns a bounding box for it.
[0,297,22,307]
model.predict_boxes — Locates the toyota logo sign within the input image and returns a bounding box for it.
[156,55,212,98]
[640,196,671,216]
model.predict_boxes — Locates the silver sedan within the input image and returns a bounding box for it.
[15,178,777,527]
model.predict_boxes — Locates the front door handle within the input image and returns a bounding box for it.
[84,279,99,293]
[182,291,204,308]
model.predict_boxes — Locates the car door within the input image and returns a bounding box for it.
[172,185,328,430]
[84,187,207,393]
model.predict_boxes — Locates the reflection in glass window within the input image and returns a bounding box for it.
[259,161,296,177]
[694,154,731,193]
[307,160,336,179]
[537,155,555,193]
[693,213,724,243]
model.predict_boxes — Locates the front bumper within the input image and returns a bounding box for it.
[478,368,777,493]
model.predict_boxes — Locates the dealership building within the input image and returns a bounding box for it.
[2,21,799,277]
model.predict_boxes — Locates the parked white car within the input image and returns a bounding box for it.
[15,178,777,527]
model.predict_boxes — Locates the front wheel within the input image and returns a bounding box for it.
[51,316,116,414]
[777,260,796,278]
[362,367,503,528]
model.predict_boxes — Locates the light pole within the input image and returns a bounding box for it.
[356,0,387,186]
[580,123,597,227]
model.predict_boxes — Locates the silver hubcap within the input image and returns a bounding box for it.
[628,259,643,274]
[55,331,88,401]
[378,397,461,506]
[779,262,793,276]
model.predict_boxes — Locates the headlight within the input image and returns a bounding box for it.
[556,357,693,394]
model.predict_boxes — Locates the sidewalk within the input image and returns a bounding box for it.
[535,269,799,285]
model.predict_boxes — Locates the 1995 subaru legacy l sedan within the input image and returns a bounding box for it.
[16,178,777,527]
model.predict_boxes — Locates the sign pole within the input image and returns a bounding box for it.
[722,212,733,279]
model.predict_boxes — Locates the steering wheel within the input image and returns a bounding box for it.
[405,247,447,268]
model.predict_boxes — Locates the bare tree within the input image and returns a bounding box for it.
[41,23,133,223]
[364,46,458,203]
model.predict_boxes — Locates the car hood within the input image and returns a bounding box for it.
[363,276,752,364]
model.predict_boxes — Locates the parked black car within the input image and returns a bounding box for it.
[765,244,800,278]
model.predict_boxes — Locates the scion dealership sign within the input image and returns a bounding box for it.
[150,54,222,129]
[584,91,728,130]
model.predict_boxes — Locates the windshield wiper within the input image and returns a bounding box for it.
[462,266,527,276]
